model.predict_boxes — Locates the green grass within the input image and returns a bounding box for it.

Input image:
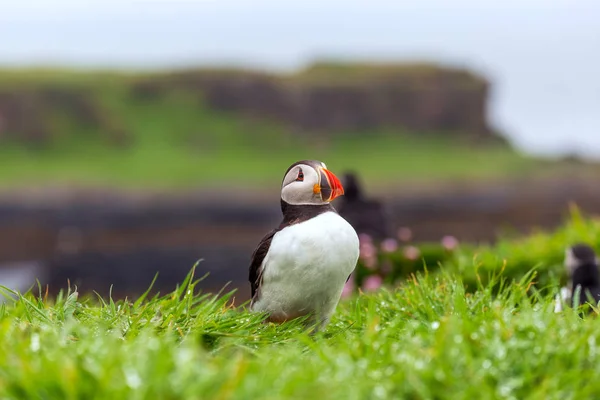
[352,206,600,299]
[449,206,600,291]
[0,68,566,191]
[2,219,600,399]
[0,130,542,191]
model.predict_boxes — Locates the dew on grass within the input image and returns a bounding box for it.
[30,333,40,352]
[374,385,387,398]
[124,368,142,389]
[369,369,383,379]
[496,347,507,360]
[588,336,597,357]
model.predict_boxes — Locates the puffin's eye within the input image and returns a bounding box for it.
[296,169,304,181]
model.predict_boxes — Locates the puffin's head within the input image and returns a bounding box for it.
[280,160,344,205]
[565,243,598,275]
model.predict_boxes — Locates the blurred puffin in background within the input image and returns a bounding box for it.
[555,243,600,313]
[336,171,392,241]
[248,160,359,331]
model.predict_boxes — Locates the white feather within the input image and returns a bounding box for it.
[251,211,359,326]
[554,286,571,313]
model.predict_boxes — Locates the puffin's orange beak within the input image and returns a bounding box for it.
[319,167,344,202]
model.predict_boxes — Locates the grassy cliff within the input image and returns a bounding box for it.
[0,66,555,191]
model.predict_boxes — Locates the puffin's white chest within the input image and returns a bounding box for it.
[252,211,359,321]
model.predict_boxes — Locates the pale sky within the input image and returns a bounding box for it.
[1,0,599,157]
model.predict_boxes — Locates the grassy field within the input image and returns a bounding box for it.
[1,131,545,191]
[0,68,571,191]
[2,215,600,399]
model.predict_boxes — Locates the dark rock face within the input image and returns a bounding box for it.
[202,76,290,119]
[137,64,495,137]
[0,86,131,147]
[0,91,50,146]
[163,65,492,136]
[0,63,497,147]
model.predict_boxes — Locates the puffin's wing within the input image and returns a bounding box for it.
[249,229,278,304]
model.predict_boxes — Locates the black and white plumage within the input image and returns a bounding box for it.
[555,243,600,312]
[249,160,359,330]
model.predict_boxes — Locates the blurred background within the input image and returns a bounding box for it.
[1,0,599,302]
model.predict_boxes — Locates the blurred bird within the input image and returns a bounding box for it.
[555,243,600,313]
[249,160,359,330]
[336,171,392,241]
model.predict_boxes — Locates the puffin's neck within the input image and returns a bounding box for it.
[280,199,336,225]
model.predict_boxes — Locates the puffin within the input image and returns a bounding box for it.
[336,171,393,241]
[248,160,360,330]
[555,243,600,312]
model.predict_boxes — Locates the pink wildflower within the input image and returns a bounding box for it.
[397,227,413,242]
[381,238,399,253]
[403,245,420,261]
[360,241,377,260]
[358,233,373,245]
[441,235,459,251]
[362,275,383,292]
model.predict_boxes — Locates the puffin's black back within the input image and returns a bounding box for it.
[571,262,600,308]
